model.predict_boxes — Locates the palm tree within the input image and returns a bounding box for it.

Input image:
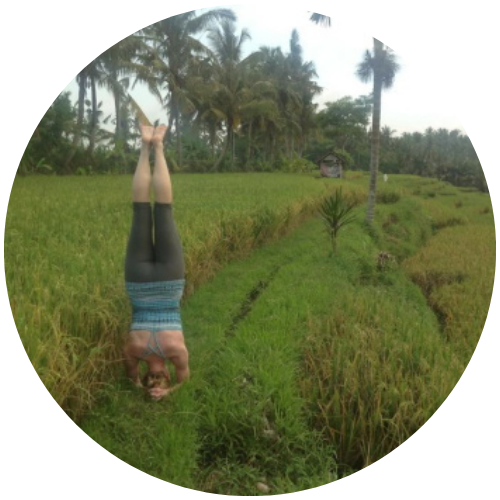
[87,63,101,155]
[187,63,225,161]
[64,63,92,170]
[141,9,236,167]
[357,38,400,224]
[310,14,400,223]
[97,35,156,151]
[286,30,321,157]
[207,20,259,170]
[239,78,280,167]
[258,43,310,160]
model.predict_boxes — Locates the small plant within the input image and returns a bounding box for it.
[76,165,94,176]
[34,157,53,174]
[318,188,358,254]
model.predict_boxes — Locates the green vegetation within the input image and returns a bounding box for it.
[318,187,359,253]
[10,7,492,493]
[18,9,484,191]
[5,173,494,494]
[5,173,356,418]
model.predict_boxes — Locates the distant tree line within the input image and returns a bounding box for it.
[18,9,486,191]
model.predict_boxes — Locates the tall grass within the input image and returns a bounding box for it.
[300,176,495,471]
[82,178,494,491]
[5,173,357,419]
[5,172,494,492]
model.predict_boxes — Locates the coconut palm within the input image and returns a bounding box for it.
[64,62,93,170]
[310,14,400,223]
[239,77,280,167]
[206,20,260,170]
[357,38,400,224]
[258,44,305,159]
[97,35,159,150]
[87,64,102,155]
[141,9,236,167]
[287,29,322,156]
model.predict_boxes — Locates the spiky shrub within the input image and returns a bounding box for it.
[318,188,358,254]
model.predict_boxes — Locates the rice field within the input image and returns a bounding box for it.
[5,173,360,418]
[4,172,495,493]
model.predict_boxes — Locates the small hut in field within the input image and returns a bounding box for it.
[319,152,344,178]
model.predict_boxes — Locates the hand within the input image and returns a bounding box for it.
[148,386,171,401]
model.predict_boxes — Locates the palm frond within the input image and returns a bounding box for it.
[187,8,237,34]
[127,95,152,126]
[381,51,400,88]
[356,51,374,82]
[309,13,331,27]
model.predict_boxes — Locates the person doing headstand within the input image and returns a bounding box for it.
[122,124,189,401]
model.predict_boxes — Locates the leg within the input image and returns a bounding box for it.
[125,203,155,282]
[123,345,141,387]
[152,125,172,204]
[125,126,155,282]
[151,125,185,280]
[132,125,154,202]
[154,203,185,280]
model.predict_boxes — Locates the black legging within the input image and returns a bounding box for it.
[125,202,185,283]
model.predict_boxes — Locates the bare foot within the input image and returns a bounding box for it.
[152,125,168,147]
[140,124,154,145]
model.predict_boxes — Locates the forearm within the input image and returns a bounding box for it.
[124,354,141,386]
[175,366,190,383]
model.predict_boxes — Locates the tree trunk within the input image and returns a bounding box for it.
[64,71,87,171]
[230,127,235,169]
[167,112,175,149]
[210,120,233,172]
[175,111,182,167]
[88,75,98,156]
[246,121,253,169]
[211,126,230,172]
[365,38,386,224]
[114,87,122,150]
[209,123,216,160]
[366,73,382,225]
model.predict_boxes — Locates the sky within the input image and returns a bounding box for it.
[63,4,465,137]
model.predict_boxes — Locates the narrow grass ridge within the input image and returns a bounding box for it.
[225,265,282,337]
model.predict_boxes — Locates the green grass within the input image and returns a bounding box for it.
[5,173,364,418]
[5,172,495,494]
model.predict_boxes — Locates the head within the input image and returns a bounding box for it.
[142,370,170,390]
